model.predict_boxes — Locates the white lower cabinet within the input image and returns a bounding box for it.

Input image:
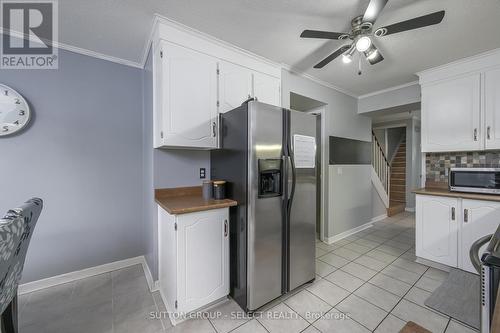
[460,199,500,273]
[158,206,229,318]
[416,195,459,267]
[416,195,500,274]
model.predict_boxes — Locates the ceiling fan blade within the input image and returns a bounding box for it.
[368,46,384,65]
[375,10,445,36]
[363,0,388,24]
[300,30,347,40]
[314,45,351,69]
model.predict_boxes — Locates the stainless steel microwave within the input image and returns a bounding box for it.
[449,168,500,194]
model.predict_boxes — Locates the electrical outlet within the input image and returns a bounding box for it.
[200,168,206,179]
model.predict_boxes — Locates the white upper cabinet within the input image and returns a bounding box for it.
[253,72,281,107]
[219,61,253,113]
[419,50,500,152]
[421,73,481,152]
[460,199,500,273]
[153,20,282,149]
[485,67,500,149]
[416,195,458,267]
[158,41,218,149]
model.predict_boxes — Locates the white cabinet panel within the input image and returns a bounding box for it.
[177,209,229,313]
[460,199,500,273]
[158,206,229,317]
[160,41,218,148]
[158,206,177,311]
[253,72,281,107]
[416,195,458,267]
[485,68,500,149]
[421,74,481,152]
[219,61,253,113]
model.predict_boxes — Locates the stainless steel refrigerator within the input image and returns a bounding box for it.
[211,100,317,312]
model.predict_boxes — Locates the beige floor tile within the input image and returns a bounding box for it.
[336,294,388,330]
[230,319,267,333]
[354,283,401,312]
[354,255,389,271]
[415,276,444,293]
[284,290,331,323]
[341,262,378,281]
[374,314,406,333]
[257,303,309,333]
[369,273,412,297]
[391,299,449,333]
[324,270,364,292]
[332,247,363,260]
[318,253,350,268]
[313,308,370,333]
[206,299,248,333]
[306,279,350,307]
[316,260,337,277]
[381,265,422,284]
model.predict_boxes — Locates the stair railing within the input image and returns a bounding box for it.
[372,131,391,196]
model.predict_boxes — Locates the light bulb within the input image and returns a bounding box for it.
[356,36,372,52]
[366,49,378,60]
[342,54,352,64]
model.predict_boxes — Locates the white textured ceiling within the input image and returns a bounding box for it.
[57,0,500,96]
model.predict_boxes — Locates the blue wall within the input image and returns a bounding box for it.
[0,46,145,283]
[0,43,211,283]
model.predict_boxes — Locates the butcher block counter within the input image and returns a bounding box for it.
[155,186,237,215]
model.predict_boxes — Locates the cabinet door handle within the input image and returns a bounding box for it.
[488,126,491,140]
[464,209,468,223]
[212,122,217,138]
[451,207,456,221]
[474,128,478,141]
[224,219,228,237]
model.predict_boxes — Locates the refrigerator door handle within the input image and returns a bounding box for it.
[287,149,296,215]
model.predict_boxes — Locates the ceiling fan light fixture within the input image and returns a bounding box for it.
[355,36,372,52]
[342,54,353,64]
[364,45,378,60]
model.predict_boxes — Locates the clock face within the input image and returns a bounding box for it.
[0,84,31,137]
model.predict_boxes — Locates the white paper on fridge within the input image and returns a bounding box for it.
[293,134,316,168]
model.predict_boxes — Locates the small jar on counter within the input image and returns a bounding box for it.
[213,180,226,200]
[202,180,213,201]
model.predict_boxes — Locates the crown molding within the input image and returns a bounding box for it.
[417,47,500,85]
[357,81,420,100]
[0,27,143,69]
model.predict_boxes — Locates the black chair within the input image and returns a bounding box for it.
[0,198,43,333]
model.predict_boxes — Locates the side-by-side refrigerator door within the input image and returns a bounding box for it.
[288,110,317,291]
[247,102,284,311]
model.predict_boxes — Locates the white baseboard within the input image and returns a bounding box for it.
[325,219,375,244]
[141,258,159,292]
[370,214,387,223]
[19,255,159,295]
[405,207,415,212]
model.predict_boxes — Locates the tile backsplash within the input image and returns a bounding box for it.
[426,151,500,184]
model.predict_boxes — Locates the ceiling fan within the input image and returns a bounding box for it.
[300,0,445,69]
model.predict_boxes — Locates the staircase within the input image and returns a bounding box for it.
[388,140,406,216]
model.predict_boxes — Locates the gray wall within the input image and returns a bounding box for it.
[142,49,210,280]
[281,69,372,239]
[358,83,421,114]
[387,127,405,161]
[0,47,145,283]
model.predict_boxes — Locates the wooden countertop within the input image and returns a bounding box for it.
[413,187,500,202]
[155,186,237,215]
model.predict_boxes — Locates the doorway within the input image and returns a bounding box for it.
[290,92,326,240]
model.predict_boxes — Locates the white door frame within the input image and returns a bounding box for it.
[307,107,326,242]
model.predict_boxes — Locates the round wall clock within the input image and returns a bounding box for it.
[0,84,31,137]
